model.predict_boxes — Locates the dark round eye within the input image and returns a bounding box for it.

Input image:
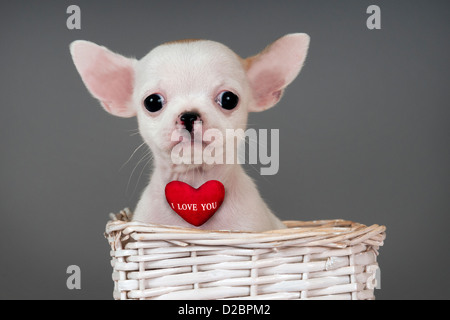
[143,94,165,113]
[216,91,239,110]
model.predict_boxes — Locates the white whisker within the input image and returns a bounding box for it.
[126,150,152,195]
[120,141,147,171]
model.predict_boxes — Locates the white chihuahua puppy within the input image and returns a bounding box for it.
[70,34,309,231]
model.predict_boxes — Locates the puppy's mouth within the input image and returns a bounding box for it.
[162,121,228,167]
[169,122,209,149]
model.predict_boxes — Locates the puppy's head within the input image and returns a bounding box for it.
[70,34,309,169]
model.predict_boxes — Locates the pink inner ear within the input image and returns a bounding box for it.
[71,41,135,117]
[250,70,285,108]
[246,34,309,111]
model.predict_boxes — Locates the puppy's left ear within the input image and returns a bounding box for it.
[245,33,310,112]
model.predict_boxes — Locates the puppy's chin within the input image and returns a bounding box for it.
[163,136,207,154]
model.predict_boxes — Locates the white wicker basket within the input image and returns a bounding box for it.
[105,209,386,300]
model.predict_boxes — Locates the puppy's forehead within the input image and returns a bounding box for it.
[136,40,246,85]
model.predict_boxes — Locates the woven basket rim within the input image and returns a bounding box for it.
[105,208,386,249]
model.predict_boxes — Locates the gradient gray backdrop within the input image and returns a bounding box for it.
[1,0,449,300]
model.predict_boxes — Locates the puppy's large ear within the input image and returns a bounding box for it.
[245,33,310,112]
[70,40,137,118]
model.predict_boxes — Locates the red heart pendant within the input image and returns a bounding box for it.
[165,180,225,227]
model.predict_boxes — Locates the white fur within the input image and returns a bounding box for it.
[71,35,310,232]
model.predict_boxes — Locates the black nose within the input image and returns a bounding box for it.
[180,112,200,132]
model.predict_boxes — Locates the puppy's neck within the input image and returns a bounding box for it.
[152,158,241,189]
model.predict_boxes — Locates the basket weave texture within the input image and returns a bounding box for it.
[105,209,386,300]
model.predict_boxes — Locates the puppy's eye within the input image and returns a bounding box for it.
[216,91,239,110]
[144,94,165,113]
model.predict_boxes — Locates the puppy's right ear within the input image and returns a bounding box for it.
[70,40,137,118]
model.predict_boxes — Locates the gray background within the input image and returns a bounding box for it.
[0,0,449,300]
